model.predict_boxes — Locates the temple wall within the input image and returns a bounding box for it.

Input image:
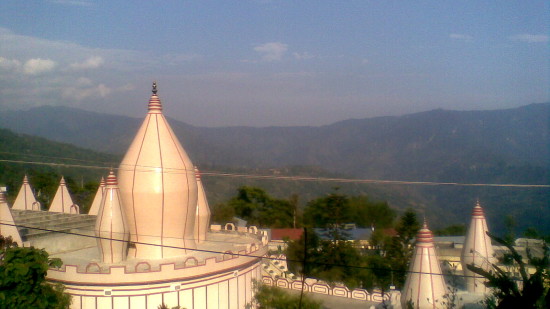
[260,275,392,303]
[47,226,268,309]
[62,262,261,309]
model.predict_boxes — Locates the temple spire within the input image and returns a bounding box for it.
[95,170,129,263]
[119,82,197,259]
[461,200,495,293]
[49,176,79,214]
[88,176,106,215]
[12,175,40,211]
[148,81,162,112]
[194,167,211,243]
[401,221,447,308]
[0,192,23,246]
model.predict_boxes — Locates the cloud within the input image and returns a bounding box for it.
[0,57,21,71]
[254,42,288,61]
[50,0,93,6]
[509,34,548,43]
[70,56,104,70]
[293,52,314,60]
[62,83,112,101]
[23,58,56,75]
[449,33,473,41]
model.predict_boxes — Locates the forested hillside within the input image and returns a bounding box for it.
[0,103,548,233]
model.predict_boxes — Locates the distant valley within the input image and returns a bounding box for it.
[0,103,548,234]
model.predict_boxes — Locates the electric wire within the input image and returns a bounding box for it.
[1,158,549,188]
[0,221,535,281]
[0,154,544,282]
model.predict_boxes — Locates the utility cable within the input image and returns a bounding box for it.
[1,158,548,188]
[0,221,535,281]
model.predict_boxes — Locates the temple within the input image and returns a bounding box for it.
[3,83,268,309]
[88,177,105,216]
[0,83,537,308]
[0,191,23,246]
[401,221,447,309]
[12,175,40,211]
[461,200,495,294]
[49,176,79,214]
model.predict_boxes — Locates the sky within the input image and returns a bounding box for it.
[0,1,547,127]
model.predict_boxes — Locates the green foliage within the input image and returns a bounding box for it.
[466,233,549,309]
[303,189,351,228]
[434,224,467,236]
[246,281,321,309]
[210,201,236,224]
[368,209,421,289]
[349,196,396,228]
[285,228,320,278]
[286,228,368,289]
[287,197,416,291]
[396,209,421,245]
[303,191,395,230]
[0,236,71,308]
[313,239,364,288]
[214,186,295,228]
[504,215,517,244]
[360,254,393,290]
[0,128,116,212]
[439,261,462,309]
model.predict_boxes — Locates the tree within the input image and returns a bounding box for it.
[434,224,466,236]
[0,236,71,308]
[285,228,320,278]
[210,202,235,224]
[285,228,367,289]
[246,281,321,309]
[372,209,420,289]
[466,233,549,309]
[303,189,351,229]
[226,186,295,228]
[348,196,396,229]
[395,209,421,247]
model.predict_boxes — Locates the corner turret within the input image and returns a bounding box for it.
[12,175,40,211]
[0,192,23,246]
[461,200,495,293]
[194,167,211,243]
[95,171,129,263]
[401,221,447,308]
[49,177,79,214]
[88,177,106,215]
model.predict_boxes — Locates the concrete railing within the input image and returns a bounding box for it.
[261,276,392,303]
[49,223,268,277]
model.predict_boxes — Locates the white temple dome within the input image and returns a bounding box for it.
[118,82,198,259]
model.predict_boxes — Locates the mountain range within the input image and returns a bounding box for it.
[0,103,548,233]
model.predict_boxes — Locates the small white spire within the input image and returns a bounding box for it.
[49,176,78,213]
[401,221,447,308]
[0,192,23,246]
[88,176,106,215]
[194,167,211,243]
[12,175,41,211]
[461,200,495,293]
[95,170,129,263]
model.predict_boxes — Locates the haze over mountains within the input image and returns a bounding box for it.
[0,103,548,233]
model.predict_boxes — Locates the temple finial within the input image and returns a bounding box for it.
[152,81,158,95]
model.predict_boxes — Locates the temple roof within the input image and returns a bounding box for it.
[12,175,39,211]
[401,221,447,308]
[49,176,78,214]
[118,82,198,259]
